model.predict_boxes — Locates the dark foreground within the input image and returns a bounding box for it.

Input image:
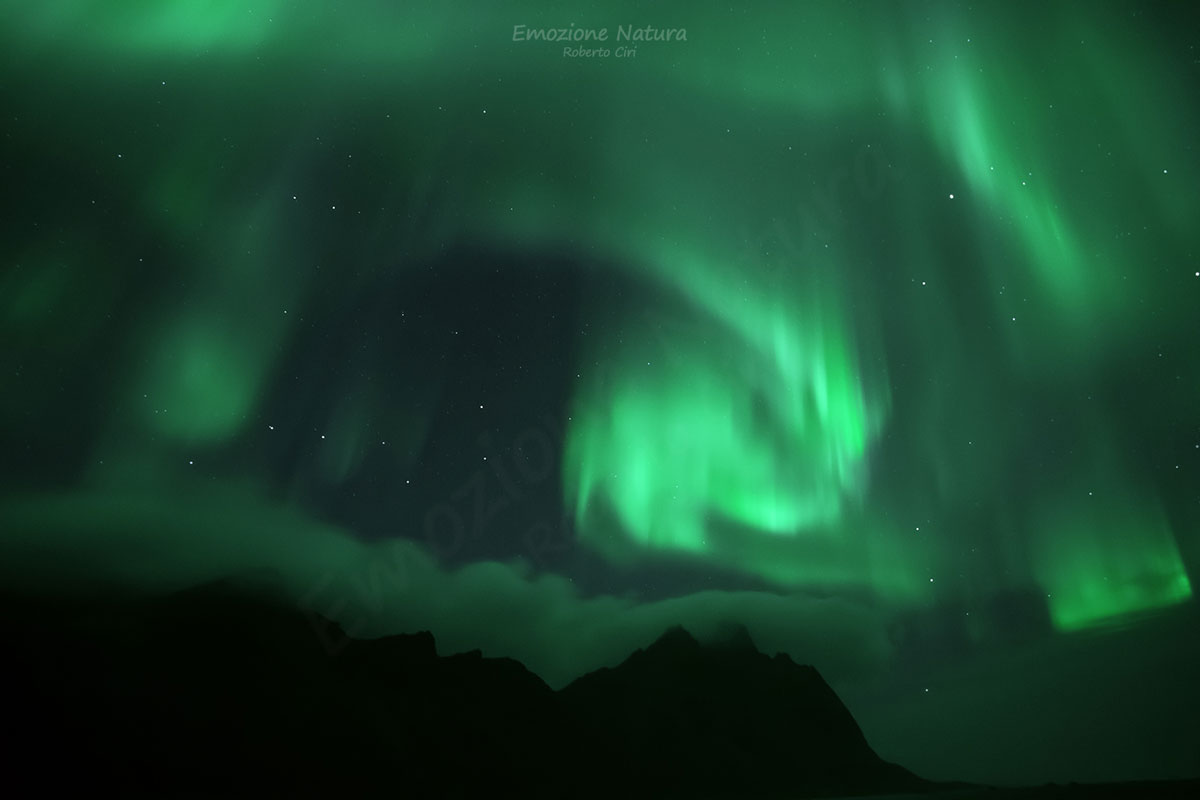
[825,780,1200,799]
[2,581,1195,799]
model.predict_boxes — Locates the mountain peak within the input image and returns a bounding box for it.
[648,623,700,651]
[647,622,760,655]
[706,620,758,652]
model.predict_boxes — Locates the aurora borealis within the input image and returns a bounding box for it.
[2,0,1198,788]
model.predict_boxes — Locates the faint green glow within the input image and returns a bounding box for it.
[319,393,369,485]
[2,1,281,55]
[899,12,1197,366]
[923,62,1105,330]
[122,190,307,446]
[1034,500,1193,632]
[133,311,264,444]
[1,1,463,62]
[2,256,72,329]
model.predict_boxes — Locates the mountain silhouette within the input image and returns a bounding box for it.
[1,582,1195,798]
[560,623,924,797]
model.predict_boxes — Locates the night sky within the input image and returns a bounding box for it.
[2,0,1198,788]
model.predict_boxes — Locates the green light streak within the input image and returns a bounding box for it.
[1034,499,1192,632]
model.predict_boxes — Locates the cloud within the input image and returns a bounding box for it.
[0,483,893,688]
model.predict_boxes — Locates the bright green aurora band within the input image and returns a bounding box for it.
[1,0,1198,783]
[565,261,892,576]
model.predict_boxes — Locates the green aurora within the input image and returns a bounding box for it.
[1,0,1198,786]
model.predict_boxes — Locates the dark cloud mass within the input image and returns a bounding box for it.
[2,0,1198,788]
